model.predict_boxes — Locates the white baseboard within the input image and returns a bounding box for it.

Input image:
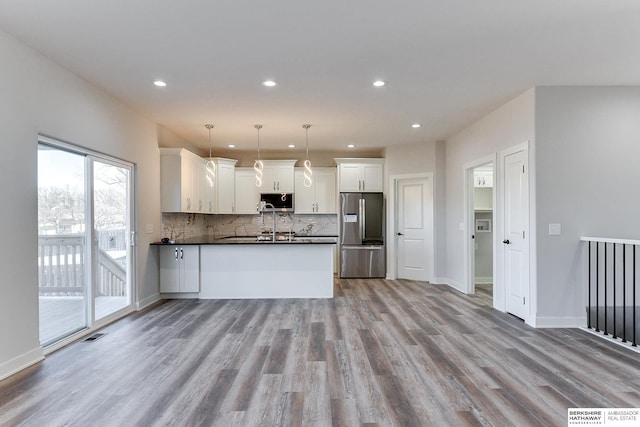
[474,277,493,285]
[0,347,44,382]
[533,316,586,328]
[433,277,467,294]
[136,293,161,310]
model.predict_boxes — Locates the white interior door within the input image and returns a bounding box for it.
[396,177,433,281]
[503,149,529,319]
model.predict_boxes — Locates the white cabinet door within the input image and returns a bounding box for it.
[294,169,316,213]
[215,161,236,213]
[159,246,181,292]
[160,148,196,213]
[275,165,294,192]
[235,168,259,214]
[338,164,361,192]
[260,166,277,192]
[180,246,200,292]
[315,168,337,213]
[362,163,383,192]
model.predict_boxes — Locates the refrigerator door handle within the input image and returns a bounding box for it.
[359,198,365,241]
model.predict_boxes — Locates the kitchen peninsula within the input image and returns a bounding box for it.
[154,235,336,299]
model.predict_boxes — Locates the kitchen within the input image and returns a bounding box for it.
[155,149,387,299]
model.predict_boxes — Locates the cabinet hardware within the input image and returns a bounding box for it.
[174,248,178,259]
[180,248,184,259]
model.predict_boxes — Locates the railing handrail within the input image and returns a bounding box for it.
[97,247,126,282]
[581,236,640,246]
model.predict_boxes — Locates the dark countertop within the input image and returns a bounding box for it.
[151,235,338,245]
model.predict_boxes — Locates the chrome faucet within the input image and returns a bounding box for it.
[260,202,277,242]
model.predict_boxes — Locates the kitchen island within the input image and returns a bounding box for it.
[153,235,336,299]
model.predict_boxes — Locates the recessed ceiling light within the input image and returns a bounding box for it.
[372,80,386,87]
[227,144,236,148]
[153,80,167,87]
[262,80,277,87]
[411,123,421,128]
[347,144,356,148]
[288,144,296,148]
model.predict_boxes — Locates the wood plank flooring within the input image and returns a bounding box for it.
[1,278,639,426]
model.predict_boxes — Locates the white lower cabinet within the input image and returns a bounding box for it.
[159,245,200,293]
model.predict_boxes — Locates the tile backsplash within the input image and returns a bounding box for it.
[162,213,338,240]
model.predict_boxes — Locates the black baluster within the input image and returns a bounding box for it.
[587,241,593,329]
[596,242,600,332]
[634,245,637,347]
[613,243,617,339]
[604,242,608,335]
[623,244,627,343]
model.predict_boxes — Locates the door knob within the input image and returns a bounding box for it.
[397,232,404,236]
[502,239,511,244]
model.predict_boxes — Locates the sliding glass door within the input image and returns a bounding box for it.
[38,139,134,346]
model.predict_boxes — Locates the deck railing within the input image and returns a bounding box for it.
[582,237,639,346]
[38,234,126,297]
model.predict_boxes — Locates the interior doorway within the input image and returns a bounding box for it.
[464,157,496,305]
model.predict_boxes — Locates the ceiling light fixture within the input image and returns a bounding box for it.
[227,144,236,148]
[347,144,355,148]
[262,80,277,87]
[254,124,264,187]
[302,124,313,187]
[373,80,386,87]
[288,144,296,148]
[153,80,167,87]
[205,124,215,187]
[411,123,421,128]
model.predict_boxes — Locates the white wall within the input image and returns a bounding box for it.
[535,86,640,324]
[444,89,535,291]
[384,140,440,277]
[0,30,161,379]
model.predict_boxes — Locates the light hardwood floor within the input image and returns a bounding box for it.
[1,278,639,426]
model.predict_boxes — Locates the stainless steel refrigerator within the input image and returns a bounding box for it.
[339,192,385,278]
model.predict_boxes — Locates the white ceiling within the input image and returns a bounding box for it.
[0,1,639,153]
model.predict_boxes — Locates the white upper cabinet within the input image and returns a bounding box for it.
[335,158,384,192]
[259,160,296,193]
[161,148,210,213]
[235,167,260,214]
[294,167,337,214]
[474,167,494,188]
[206,157,237,214]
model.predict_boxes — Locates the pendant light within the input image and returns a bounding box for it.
[254,124,263,187]
[302,124,312,187]
[205,124,215,187]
